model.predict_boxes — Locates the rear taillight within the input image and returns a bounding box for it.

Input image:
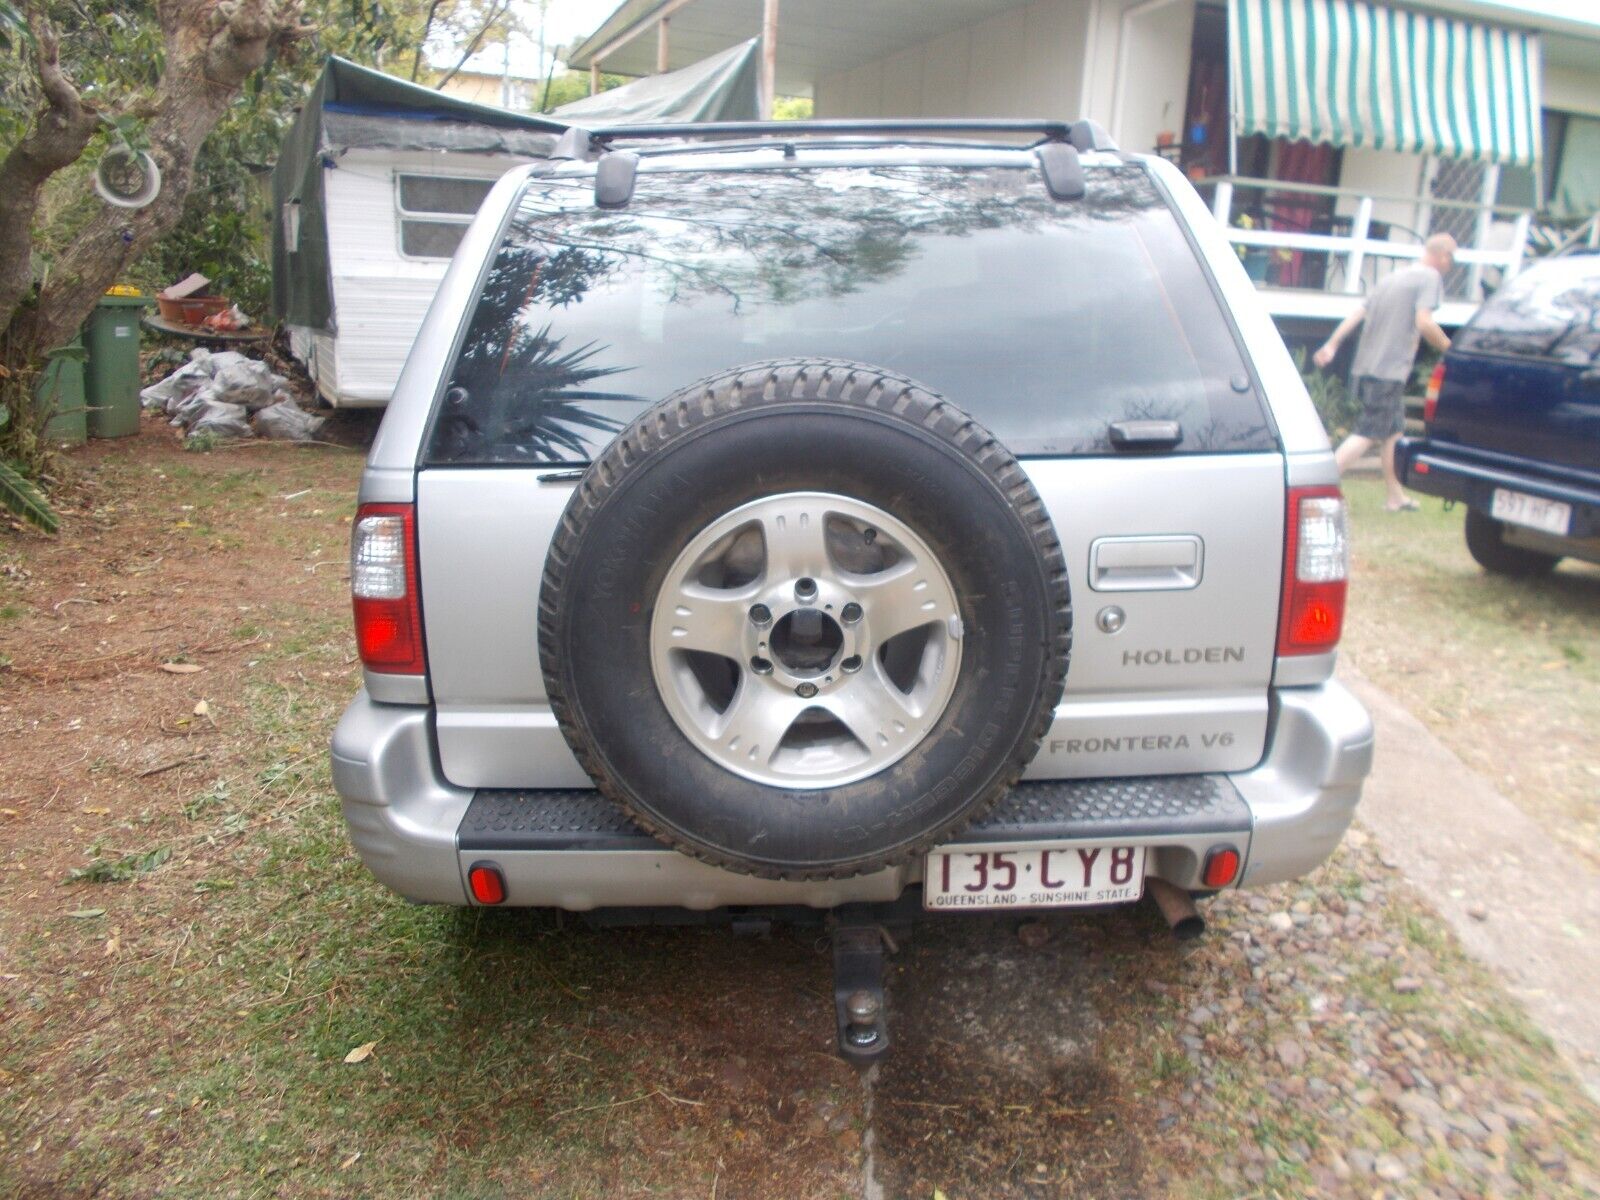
[1423,362,1446,424]
[467,862,506,905]
[351,503,425,675]
[1278,486,1348,656]
[1203,845,1242,889]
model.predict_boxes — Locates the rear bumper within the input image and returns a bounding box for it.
[331,682,1372,907]
[1398,438,1600,539]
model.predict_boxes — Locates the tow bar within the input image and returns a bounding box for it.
[830,905,902,1066]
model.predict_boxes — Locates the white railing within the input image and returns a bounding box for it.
[1203,176,1532,305]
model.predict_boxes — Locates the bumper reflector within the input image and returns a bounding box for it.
[1202,845,1241,889]
[468,862,506,905]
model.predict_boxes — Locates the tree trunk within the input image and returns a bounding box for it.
[5,0,308,359]
[0,19,100,340]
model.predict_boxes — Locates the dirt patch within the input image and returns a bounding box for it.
[0,417,865,1199]
[873,913,1157,1200]
[0,416,363,911]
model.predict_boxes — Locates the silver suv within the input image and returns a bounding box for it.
[332,119,1373,1058]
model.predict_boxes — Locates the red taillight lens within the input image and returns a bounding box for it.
[1423,362,1445,424]
[1203,846,1241,888]
[467,862,506,905]
[1278,486,1348,656]
[351,503,426,675]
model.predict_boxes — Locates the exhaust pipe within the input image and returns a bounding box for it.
[1147,877,1206,941]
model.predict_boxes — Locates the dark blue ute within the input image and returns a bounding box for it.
[1397,253,1600,576]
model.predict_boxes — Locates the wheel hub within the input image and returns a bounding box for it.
[770,607,843,676]
[650,492,963,789]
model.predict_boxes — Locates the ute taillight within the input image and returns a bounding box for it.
[1278,486,1348,657]
[351,503,426,675]
[1424,362,1446,424]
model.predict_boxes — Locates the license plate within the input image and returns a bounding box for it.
[923,845,1146,910]
[1491,488,1571,536]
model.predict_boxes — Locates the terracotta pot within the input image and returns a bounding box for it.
[156,295,230,325]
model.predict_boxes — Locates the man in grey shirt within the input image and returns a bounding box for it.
[1314,234,1455,511]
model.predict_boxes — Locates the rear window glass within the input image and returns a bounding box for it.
[1455,258,1600,366]
[425,163,1274,465]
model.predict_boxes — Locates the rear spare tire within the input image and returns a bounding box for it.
[539,359,1071,879]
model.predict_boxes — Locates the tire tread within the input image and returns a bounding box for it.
[538,358,1072,879]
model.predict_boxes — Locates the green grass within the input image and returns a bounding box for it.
[1341,476,1600,861]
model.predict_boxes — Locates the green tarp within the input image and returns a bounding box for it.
[553,38,761,124]
[270,57,563,332]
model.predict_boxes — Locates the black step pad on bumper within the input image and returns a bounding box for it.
[457,776,1251,853]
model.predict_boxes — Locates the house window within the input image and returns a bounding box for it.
[1498,110,1600,219]
[396,175,496,259]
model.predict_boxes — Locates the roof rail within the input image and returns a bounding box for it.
[585,118,1118,150]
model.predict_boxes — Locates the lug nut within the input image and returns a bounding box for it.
[840,602,862,624]
[749,603,772,625]
[795,682,818,698]
[750,656,773,674]
[841,654,862,674]
[794,577,817,601]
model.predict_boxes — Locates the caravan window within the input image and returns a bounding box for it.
[396,174,496,260]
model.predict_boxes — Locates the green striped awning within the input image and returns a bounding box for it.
[1227,0,1542,167]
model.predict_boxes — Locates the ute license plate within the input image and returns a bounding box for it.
[924,846,1146,911]
[1491,488,1571,536]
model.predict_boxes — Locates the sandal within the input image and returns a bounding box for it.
[1385,499,1420,512]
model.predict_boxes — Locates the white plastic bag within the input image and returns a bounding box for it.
[187,399,253,440]
[254,399,327,442]
[210,360,282,411]
[168,383,216,427]
[204,350,251,374]
[141,360,211,410]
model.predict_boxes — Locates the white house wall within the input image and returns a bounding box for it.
[1107,0,1198,155]
[1546,64,1600,119]
[322,148,528,407]
[813,0,1092,125]
[1333,147,1428,234]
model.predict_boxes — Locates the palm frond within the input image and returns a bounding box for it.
[0,459,59,534]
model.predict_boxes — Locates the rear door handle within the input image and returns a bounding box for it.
[1089,535,1203,592]
[1109,419,1183,451]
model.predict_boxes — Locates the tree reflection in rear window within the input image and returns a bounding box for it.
[1454,257,1600,366]
[424,163,1275,466]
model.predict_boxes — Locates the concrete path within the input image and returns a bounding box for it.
[1343,667,1600,1099]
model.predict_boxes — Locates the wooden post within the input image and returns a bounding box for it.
[657,17,670,73]
[590,60,600,95]
[760,0,779,119]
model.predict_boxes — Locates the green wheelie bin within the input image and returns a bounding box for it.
[34,335,88,446]
[84,293,150,439]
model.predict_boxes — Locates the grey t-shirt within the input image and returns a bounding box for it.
[1352,264,1444,382]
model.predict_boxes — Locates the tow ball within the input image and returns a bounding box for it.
[829,908,899,1066]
